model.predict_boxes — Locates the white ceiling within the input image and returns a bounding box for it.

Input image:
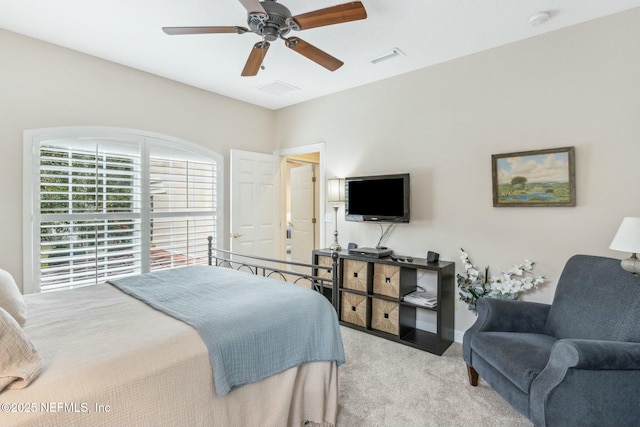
[2,0,640,110]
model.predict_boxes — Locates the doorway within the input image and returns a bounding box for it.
[278,143,326,264]
[229,144,325,262]
[285,154,319,266]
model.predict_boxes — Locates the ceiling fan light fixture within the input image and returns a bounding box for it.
[262,25,280,41]
[369,48,405,65]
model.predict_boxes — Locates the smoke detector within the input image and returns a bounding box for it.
[529,12,551,26]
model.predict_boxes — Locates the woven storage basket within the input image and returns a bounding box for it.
[371,298,399,335]
[373,264,400,298]
[343,259,368,292]
[341,292,368,327]
[315,255,333,280]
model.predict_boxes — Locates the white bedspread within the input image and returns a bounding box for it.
[1,284,338,427]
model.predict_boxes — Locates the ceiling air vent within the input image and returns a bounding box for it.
[369,48,405,65]
[257,80,300,96]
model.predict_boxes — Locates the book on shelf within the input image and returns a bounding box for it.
[402,290,438,308]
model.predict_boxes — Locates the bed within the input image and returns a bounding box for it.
[1,247,343,427]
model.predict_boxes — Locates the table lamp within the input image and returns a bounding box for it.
[609,217,640,274]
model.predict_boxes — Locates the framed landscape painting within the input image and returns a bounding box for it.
[492,146,576,207]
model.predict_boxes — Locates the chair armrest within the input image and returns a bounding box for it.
[548,339,640,370]
[463,298,550,364]
[475,297,551,333]
[530,339,640,427]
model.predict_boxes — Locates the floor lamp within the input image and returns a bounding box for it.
[327,177,345,251]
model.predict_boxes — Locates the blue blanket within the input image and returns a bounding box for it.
[109,265,345,396]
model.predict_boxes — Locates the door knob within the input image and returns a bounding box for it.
[232,232,243,239]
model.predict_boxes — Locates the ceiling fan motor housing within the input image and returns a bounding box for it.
[248,1,296,41]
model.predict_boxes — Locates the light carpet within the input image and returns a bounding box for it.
[336,326,533,427]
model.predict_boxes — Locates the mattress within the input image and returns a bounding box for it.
[2,283,338,427]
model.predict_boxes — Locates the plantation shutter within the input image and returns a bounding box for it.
[30,129,222,293]
[148,149,218,271]
[39,140,142,291]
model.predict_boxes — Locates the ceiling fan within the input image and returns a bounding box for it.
[162,0,367,76]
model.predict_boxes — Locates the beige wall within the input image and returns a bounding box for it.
[274,9,640,334]
[0,29,275,286]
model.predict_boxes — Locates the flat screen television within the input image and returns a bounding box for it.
[344,173,410,223]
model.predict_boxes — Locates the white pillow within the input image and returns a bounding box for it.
[0,268,27,326]
[0,307,43,392]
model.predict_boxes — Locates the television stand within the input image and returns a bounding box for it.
[312,249,455,356]
[348,247,392,258]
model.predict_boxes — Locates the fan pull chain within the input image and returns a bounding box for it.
[261,36,267,70]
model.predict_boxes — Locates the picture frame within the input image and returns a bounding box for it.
[492,146,576,207]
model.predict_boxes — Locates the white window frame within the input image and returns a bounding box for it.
[23,126,224,294]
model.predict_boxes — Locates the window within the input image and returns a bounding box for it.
[24,127,223,293]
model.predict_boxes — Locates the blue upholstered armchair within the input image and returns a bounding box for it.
[463,255,640,427]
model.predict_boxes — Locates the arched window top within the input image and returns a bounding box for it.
[23,126,224,293]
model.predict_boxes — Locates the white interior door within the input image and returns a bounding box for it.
[289,163,315,266]
[230,149,280,257]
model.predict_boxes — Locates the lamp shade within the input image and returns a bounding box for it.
[327,178,345,203]
[609,217,640,253]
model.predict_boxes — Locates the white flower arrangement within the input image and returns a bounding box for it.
[457,248,545,311]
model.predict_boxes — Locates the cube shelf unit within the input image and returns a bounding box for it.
[312,249,455,356]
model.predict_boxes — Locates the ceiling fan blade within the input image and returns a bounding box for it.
[238,0,266,15]
[241,41,270,76]
[285,37,343,71]
[162,26,248,35]
[292,1,367,30]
